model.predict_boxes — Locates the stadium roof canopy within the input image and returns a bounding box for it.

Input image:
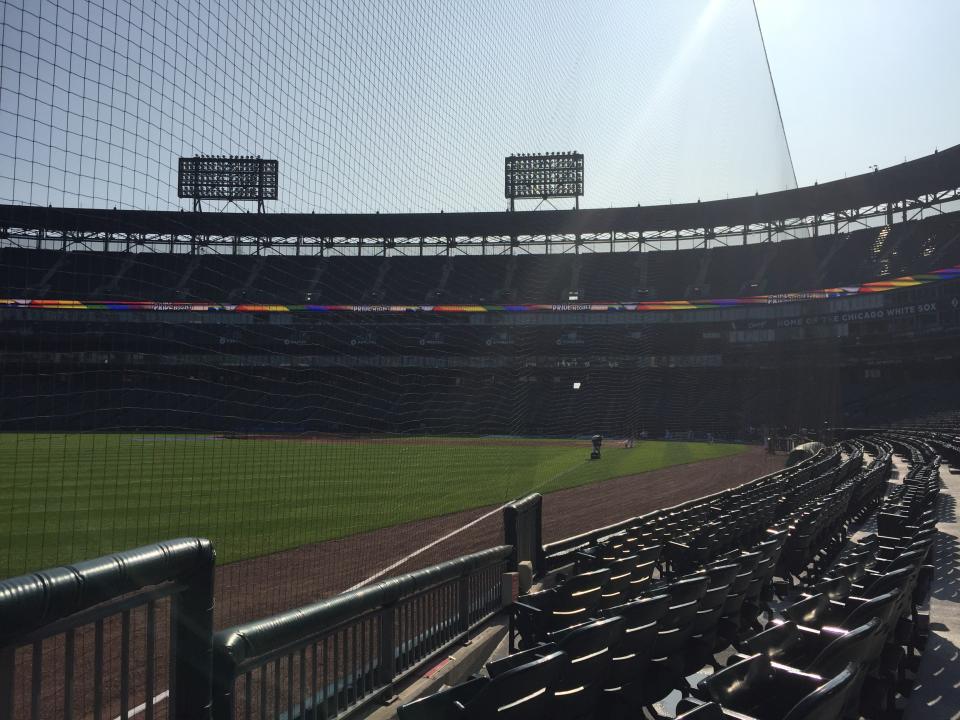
[2,144,959,255]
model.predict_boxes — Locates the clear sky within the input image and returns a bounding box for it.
[0,0,795,212]
[755,0,960,186]
[1,1,957,213]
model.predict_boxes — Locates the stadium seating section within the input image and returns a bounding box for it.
[2,211,959,303]
[397,431,948,720]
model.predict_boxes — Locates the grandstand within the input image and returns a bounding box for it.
[3,0,960,718]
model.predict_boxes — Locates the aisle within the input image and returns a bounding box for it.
[904,455,960,719]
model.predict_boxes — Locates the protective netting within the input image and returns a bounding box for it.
[0,0,809,627]
[1,0,796,212]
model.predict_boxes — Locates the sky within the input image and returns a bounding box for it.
[755,0,960,186]
[0,0,795,212]
[1,0,957,213]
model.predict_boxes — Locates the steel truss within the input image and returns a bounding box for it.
[1,187,958,257]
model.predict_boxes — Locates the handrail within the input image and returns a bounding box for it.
[0,537,215,720]
[213,545,510,670]
[0,537,214,642]
[211,545,512,719]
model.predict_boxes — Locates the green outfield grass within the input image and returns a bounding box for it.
[0,433,747,577]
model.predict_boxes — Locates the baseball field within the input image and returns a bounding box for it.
[0,433,747,578]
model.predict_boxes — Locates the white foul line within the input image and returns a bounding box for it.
[345,458,586,593]
[344,502,508,592]
[111,690,169,720]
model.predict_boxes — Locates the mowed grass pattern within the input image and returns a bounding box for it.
[0,433,746,576]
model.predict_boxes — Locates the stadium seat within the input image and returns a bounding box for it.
[633,580,707,708]
[542,616,625,719]
[510,568,611,648]
[715,551,762,646]
[597,593,671,716]
[694,654,858,720]
[596,555,641,609]
[397,650,567,720]
[738,616,880,713]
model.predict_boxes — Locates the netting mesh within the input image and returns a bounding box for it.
[2,0,795,212]
[1,0,800,629]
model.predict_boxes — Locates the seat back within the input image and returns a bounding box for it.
[697,653,772,708]
[860,566,913,599]
[604,593,670,632]
[833,559,866,583]
[806,618,880,676]
[703,562,739,589]
[602,593,669,676]
[652,599,699,658]
[628,559,657,595]
[552,568,611,625]
[879,549,925,576]
[632,544,662,565]
[598,556,637,609]
[550,617,625,717]
[755,536,783,563]
[841,589,900,631]
[809,576,850,603]
[722,565,754,614]
[740,620,802,663]
[745,557,775,601]
[557,616,624,675]
[668,574,710,605]
[692,583,732,634]
[785,593,829,627]
[460,650,568,720]
[782,663,858,720]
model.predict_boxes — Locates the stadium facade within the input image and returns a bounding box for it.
[2,147,959,437]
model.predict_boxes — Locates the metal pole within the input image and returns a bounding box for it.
[173,544,216,720]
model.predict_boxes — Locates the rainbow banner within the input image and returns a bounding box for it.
[2,265,959,314]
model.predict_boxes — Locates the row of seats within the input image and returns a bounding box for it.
[3,211,959,303]
[691,443,940,718]
[541,446,846,575]
[397,439,915,719]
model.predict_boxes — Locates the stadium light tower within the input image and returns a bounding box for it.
[505,151,584,211]
[178,155,279,212]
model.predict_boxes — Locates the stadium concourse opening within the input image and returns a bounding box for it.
[2,0,960,718]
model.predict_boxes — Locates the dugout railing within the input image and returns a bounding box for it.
[0,537,215,720]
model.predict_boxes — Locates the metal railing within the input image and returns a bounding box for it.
[503,493,543,575]
[0,537,215,720]
[211,545,512,720]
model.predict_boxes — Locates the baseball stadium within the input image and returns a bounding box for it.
[1,2,959,719]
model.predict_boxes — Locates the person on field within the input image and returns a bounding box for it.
[591,433,602,459]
